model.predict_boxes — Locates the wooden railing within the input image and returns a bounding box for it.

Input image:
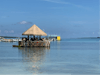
[19,40,50,47]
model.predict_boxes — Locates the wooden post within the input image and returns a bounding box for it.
[39,36,41,40]
[28,35,29,40]
[33,35,35,39]
[37,36,39,40]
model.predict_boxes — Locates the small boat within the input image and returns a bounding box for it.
[12,39,22,42]
[1,38,22,42]
[1,39,13,42]
[45,35,61,41]
[0,37,4,39]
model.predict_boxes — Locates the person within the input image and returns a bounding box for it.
[34,38,38,41]
[31,38,34,41]
[39,38,43,41]
[42,38,45,41]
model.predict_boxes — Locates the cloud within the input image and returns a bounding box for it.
[0,25,3,27]
[11,12,29,13]
[1,16,9,18]
[18,21,32,24]
[11,24,16,25]
[67,21,85,27]
[44,0,69,4]
[43,0,89,10]
[4,30,14,33]
[72,21,86,24]
[9,30,14,33]
[4,30,8,33]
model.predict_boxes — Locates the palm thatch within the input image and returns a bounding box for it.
[22,24,47,36]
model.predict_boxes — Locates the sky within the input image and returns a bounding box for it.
[0,0,99,38]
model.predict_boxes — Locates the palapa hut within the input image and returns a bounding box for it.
[22,24,47,36]
[16,24,50,47]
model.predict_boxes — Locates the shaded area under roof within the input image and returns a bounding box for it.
[22,24,47,36]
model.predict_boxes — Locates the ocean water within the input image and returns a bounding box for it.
[0,39,100,75]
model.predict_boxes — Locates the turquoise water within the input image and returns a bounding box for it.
[0,39,100,75]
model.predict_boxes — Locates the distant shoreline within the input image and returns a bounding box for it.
[0,36,100,39]
[0,36,21,38]
[77,37,100,39]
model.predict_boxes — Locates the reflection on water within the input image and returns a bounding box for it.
[18,47,50,74]
[0,39,100,74]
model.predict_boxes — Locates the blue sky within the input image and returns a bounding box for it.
[0,0,99,38]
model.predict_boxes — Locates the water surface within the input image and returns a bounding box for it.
[0,39,100,75]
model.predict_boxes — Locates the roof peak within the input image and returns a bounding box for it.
[22,24,47,36]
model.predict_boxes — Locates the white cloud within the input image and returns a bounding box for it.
[4,30,14,33]
[70,21,86,24]
[44,0,69,4]
[43,0,90,10]
[11,12,29,13]
[9,30,14,33]
[4,30,8,33]
[19,21,27,24]
[1,16,9,18]
[18,21,32,24]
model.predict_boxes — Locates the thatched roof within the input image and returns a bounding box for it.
[22,24,47,36]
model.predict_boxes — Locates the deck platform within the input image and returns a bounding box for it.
[13,40,50,47]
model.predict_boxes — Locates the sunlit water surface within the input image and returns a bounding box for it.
[0,39,100,75]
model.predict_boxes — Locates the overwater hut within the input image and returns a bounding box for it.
[22,24,47,36]
[18,24,50,47]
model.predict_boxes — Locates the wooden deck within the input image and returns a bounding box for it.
[13,40,50,47]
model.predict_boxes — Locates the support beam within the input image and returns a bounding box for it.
[38,36,40,40]
[28,35,29,40]
[33,35,35,39]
